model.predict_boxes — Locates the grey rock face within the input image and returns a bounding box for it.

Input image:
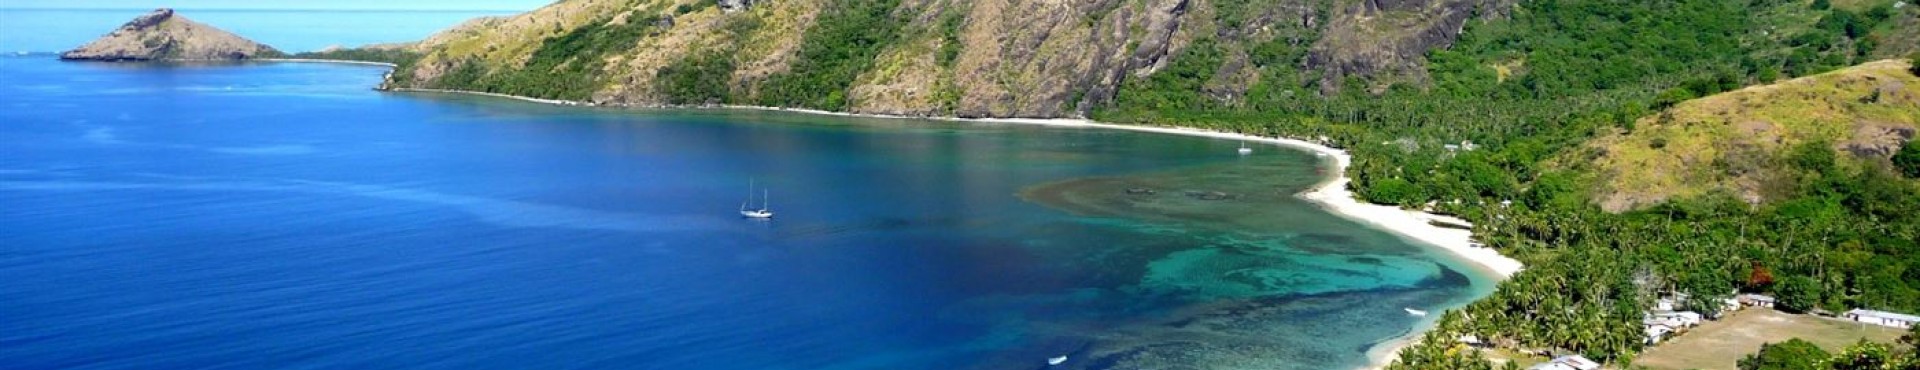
[1307,0,1502,93]
[60,8,281,61]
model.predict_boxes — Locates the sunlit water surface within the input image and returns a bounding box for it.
[0,56,1497,370]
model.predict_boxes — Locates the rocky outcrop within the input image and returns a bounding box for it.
[1307,0,1504,93]
[391,0,1499,118]
[60,8,281,61]
[934,0,1195,118]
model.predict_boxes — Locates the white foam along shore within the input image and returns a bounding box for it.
[388,91,1525,370]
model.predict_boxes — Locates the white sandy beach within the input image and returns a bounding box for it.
[389,90,1526,370]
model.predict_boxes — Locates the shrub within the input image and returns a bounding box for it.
[1909,52,1919,76]
[1737,338,1828,370]
[1893,139,1920,178]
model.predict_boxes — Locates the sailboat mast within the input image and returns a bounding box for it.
[742,178,754,211]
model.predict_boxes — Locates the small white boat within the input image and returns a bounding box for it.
[1404,308,1427,317]
[1237,142,1254,155]
[739,179,774,219]
[1048,355,1068,366]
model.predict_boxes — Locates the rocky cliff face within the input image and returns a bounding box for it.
[1308,0,1508,93]
[61,8,281,62]
[390,0,1504,118]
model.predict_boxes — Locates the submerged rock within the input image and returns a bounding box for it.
[60,8,281,62]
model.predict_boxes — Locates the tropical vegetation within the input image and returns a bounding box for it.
[1739,338,1829,370]
[1735,337,1920,370]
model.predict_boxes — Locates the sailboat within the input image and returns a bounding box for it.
[740,180,774,219]
[1237,141,1254,155]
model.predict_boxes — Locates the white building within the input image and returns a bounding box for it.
[1738,294,1776,309]
[1528,355,1601,370]
[1641,310,1703,345]
[1843,309,1918,329]
[1644,325,1674,345]
[1653,311,1703,326]
[1643,311,1701,329]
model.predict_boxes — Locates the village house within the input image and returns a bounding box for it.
[1737,294,1776,309]
[1527,355,1601,370]
[1644,324,1674,345]
[1653,311,1703,326]
[1843,309,1918,329]
[1655,297,1676,312]
[1641,311,1703,344]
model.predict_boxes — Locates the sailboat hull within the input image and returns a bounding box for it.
[741,179,773,218]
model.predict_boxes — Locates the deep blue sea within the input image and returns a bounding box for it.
[0,56,1496,369]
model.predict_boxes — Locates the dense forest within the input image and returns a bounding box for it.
[1089,0,1920,367]
[305,0,1920,367]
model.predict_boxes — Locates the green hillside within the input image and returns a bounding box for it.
[1587,59,1918,212]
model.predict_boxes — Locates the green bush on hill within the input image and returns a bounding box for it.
[1894,139,1920,178]
[1910,52,1920,76]
[657,50,736,105]
[755,0,905,111]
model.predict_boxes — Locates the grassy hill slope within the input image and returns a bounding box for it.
[1587,59,1918,211]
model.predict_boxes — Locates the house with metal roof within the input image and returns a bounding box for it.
[1527,355,1601,370]
[1843,309,1918,329]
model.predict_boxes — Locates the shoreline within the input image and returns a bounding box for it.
[254,58,399,67]
[391,88,588,106]
[401,92,1528,276]
[388,88,1524,370]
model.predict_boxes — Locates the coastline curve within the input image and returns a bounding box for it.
[378,85,1526,370]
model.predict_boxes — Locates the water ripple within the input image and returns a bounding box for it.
[0,177,729,233]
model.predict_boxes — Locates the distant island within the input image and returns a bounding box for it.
[61,8,281,62]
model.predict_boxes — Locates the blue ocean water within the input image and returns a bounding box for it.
[0,56,1498,369]
[0,8,515,53]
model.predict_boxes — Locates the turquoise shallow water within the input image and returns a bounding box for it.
[0,56,1497,369]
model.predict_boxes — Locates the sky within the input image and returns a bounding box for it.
[0,0,552,51]
[0,0,554,11]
